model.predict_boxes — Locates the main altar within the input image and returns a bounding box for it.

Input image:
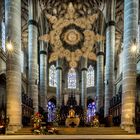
[65,108,80,127]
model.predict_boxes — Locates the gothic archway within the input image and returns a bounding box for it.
[47,97,56,122]
[86,98,96,123]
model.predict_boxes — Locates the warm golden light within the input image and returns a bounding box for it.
[131,44,137,53]
[125,114,130,119]
[6,41,13,52]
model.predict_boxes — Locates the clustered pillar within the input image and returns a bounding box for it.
[81,57,87,111]
[28,0,39,112]
[5,0,22,133]
[96,42,104,112]
[56,59,62,109]
[121,0,138,133]
[104,0,116,117]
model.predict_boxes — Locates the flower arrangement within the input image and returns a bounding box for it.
[31,112,58,135]
[31,112,44,134]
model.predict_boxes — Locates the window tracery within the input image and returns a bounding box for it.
[68,68,76,89]
[49,65,56,87]
[87,65,94,87]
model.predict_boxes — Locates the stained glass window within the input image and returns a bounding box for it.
[1,21,6,52]
[47,101,56,122]
[87,65,94,87]
[68,68,76,89]
[119,52,123,74]
[87,102,96,122]
[21,51,24,73]
[49,65,56,87]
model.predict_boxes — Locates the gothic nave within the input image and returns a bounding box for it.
[0,0,140,139]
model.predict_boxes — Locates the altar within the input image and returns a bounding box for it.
[65,108,80,127]
[65,117,80,127]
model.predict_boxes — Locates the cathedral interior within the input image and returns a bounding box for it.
[0,0,140,138]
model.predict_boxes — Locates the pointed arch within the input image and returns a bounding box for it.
[49,65,56,87]
[2,21,6,52]
[68,68,76,89]
[87,65,94,87]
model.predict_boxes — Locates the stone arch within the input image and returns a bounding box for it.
[48,96,56,105]
[86,96,96,122]
[87,96,94,106]
[66,68,78,89]
[47,96,56,122]
[0,70,6,75]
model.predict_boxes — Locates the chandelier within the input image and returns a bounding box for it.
[39,2,104,68]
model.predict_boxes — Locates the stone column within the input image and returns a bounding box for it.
[39,42,47,111]
[1,1,5,51]
[81,57,87,110]
[28,0,39,112]
[62,79,65,105]
[96,42,104,112]
[79,79,81,106]
[138,1,140,107]
[121,0,138,133]
[5,0,22,133]
[0,23,2,47]
[0,0,3,46]
[56,59,62,108]
[104,0,116,117]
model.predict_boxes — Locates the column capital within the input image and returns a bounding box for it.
[106,20,116,28]
[40,50,47,55]
[56,66,62,70]
[81,68,87,71]
[97,51,104,56]
[28,19,38,27]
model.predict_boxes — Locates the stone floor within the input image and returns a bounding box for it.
[0,135,140,140]
[1,127,140,140]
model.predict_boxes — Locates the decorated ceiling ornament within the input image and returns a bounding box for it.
[63,29,81,45]
[39,2,105,68]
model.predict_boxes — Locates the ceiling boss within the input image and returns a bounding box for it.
[39,2,105,68]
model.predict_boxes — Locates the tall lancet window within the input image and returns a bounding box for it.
[1,21,6,51]
[21,51,24,73]
[68,68,76,89]
[87,65,94,87]
[49,65,56,87]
